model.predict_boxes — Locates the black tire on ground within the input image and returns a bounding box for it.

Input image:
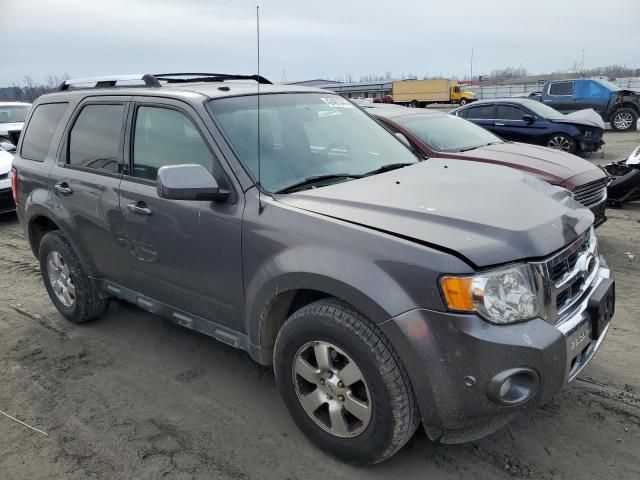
[39,231,109,323]
[273,298,419,465]
[610,108,638,131]
[459,98,468,106]
[409,100,418,108]
[546,133,577,154]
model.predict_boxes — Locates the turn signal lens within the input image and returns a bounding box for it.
[10,167,18,205]
[440,276,474,311]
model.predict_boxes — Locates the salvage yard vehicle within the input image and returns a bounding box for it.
[369,105,609,226]
[530,79,639,131]
[453,98,605,154]
[375,79,476,107]
[0,101,32,153]
[604,145,640,206]
[11,73,615,465]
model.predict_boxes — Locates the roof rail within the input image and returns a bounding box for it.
[59,74,161,91]
[154,73,272,85]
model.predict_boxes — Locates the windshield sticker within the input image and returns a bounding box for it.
[320,97,354,108]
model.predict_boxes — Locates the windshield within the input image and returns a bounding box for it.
[0,105,30,123]
[208,93,418,192]
[594,79,620,92]
[520,99,564,118]
[394,113,502,152]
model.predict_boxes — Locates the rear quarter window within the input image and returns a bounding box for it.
[20,103,68,161]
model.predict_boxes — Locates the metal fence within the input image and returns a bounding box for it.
[468,77,640,100]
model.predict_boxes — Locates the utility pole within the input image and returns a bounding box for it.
[580,49,585,76]
[470,48,474,81]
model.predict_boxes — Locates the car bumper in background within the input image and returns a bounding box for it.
[0,187,15,214]
[380,258,614,444]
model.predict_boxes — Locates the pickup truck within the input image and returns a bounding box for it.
[531,79,639,131]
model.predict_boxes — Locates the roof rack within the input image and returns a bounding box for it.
[59,74,161,91]
[58,72,272,91]
[154,73,272,85]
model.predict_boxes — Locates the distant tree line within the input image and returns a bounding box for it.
[0,75,69,102]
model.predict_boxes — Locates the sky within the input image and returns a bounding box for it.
[2,0,639,86]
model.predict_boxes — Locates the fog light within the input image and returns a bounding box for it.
[488,368,539,406]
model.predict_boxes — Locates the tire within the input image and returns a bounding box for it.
[409,100,418,108]
[610,108,638,131]
[39,231,109,323]
[546,133,577,154]
[273,298,419,465]
[459,98,468,106]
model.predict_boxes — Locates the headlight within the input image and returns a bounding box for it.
[440,263,542,324]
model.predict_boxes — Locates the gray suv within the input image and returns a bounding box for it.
[11,73,615,464]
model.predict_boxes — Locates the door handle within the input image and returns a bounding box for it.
[54,182,73,195]
[495,122,505,126]
[127,202,153,216]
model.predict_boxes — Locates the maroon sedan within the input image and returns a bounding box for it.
[368,106,609,226]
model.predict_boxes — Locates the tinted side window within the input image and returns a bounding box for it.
[497,105,526,120]
[20,103,68,161]
[69,104,124,173]
[132,106,215,181]
[548,81,574,96]
[456,109,468,118]
[466,105,495,119]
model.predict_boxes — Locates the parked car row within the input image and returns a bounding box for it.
[360,102,609,226]
[0,101,32,214]
[11,73,616,464]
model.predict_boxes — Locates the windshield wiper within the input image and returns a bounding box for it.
[275,174,362,194]
[363,162,415,176]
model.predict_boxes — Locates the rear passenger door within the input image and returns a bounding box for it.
[49,97,132,285]
[460,103,496,132]
[117,97,244,328]
[544,81,575,112]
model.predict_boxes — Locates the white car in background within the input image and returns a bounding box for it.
[0,101,32,153]
[0,147,15,213]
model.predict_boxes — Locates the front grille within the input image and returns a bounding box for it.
[537,229,599,324]
[573,178,608,207]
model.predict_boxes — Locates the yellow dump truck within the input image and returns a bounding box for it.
[390,79,475,107]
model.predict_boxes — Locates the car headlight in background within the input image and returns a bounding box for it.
[440,264,542,324]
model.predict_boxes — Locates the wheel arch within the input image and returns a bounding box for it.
[246,274,392,366]
[27,214,61,257]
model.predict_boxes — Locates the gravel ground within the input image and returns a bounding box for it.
[1,131,639,479]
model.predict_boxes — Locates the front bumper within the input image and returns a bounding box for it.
[578,137,604,153]
[381,258,613,443]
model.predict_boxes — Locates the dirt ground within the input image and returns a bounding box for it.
[1,131,639,480]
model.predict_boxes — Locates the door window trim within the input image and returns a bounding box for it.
[59,99,129,180]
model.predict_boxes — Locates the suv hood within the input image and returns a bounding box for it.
[450,142,600,186]
[275,160,593,267]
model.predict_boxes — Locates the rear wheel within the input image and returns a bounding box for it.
[546,133,576,153]
[610,108,638,131]
[273,298,419,465]
[409,100,419,108]
[39,231,109,323]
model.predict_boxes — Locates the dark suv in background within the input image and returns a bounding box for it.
[11,73,615,464]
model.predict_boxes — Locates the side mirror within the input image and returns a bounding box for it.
[522,114,535,124]
[157,164,229,202]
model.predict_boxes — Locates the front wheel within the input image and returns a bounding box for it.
[546,133,577,153]
[459,98,468,106]
[273,299,419,465]
[610,108,638,131]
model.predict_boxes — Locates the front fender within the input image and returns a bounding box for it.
[244,244,412,362]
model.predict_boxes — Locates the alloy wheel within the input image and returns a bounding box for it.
[613,112,633,130]
[292,341,372,438]
[547,135,573,152]
[46,251,76,307]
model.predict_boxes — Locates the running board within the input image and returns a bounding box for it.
[91,279,249,351]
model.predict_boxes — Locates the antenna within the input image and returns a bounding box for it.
[256,5,264,213]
